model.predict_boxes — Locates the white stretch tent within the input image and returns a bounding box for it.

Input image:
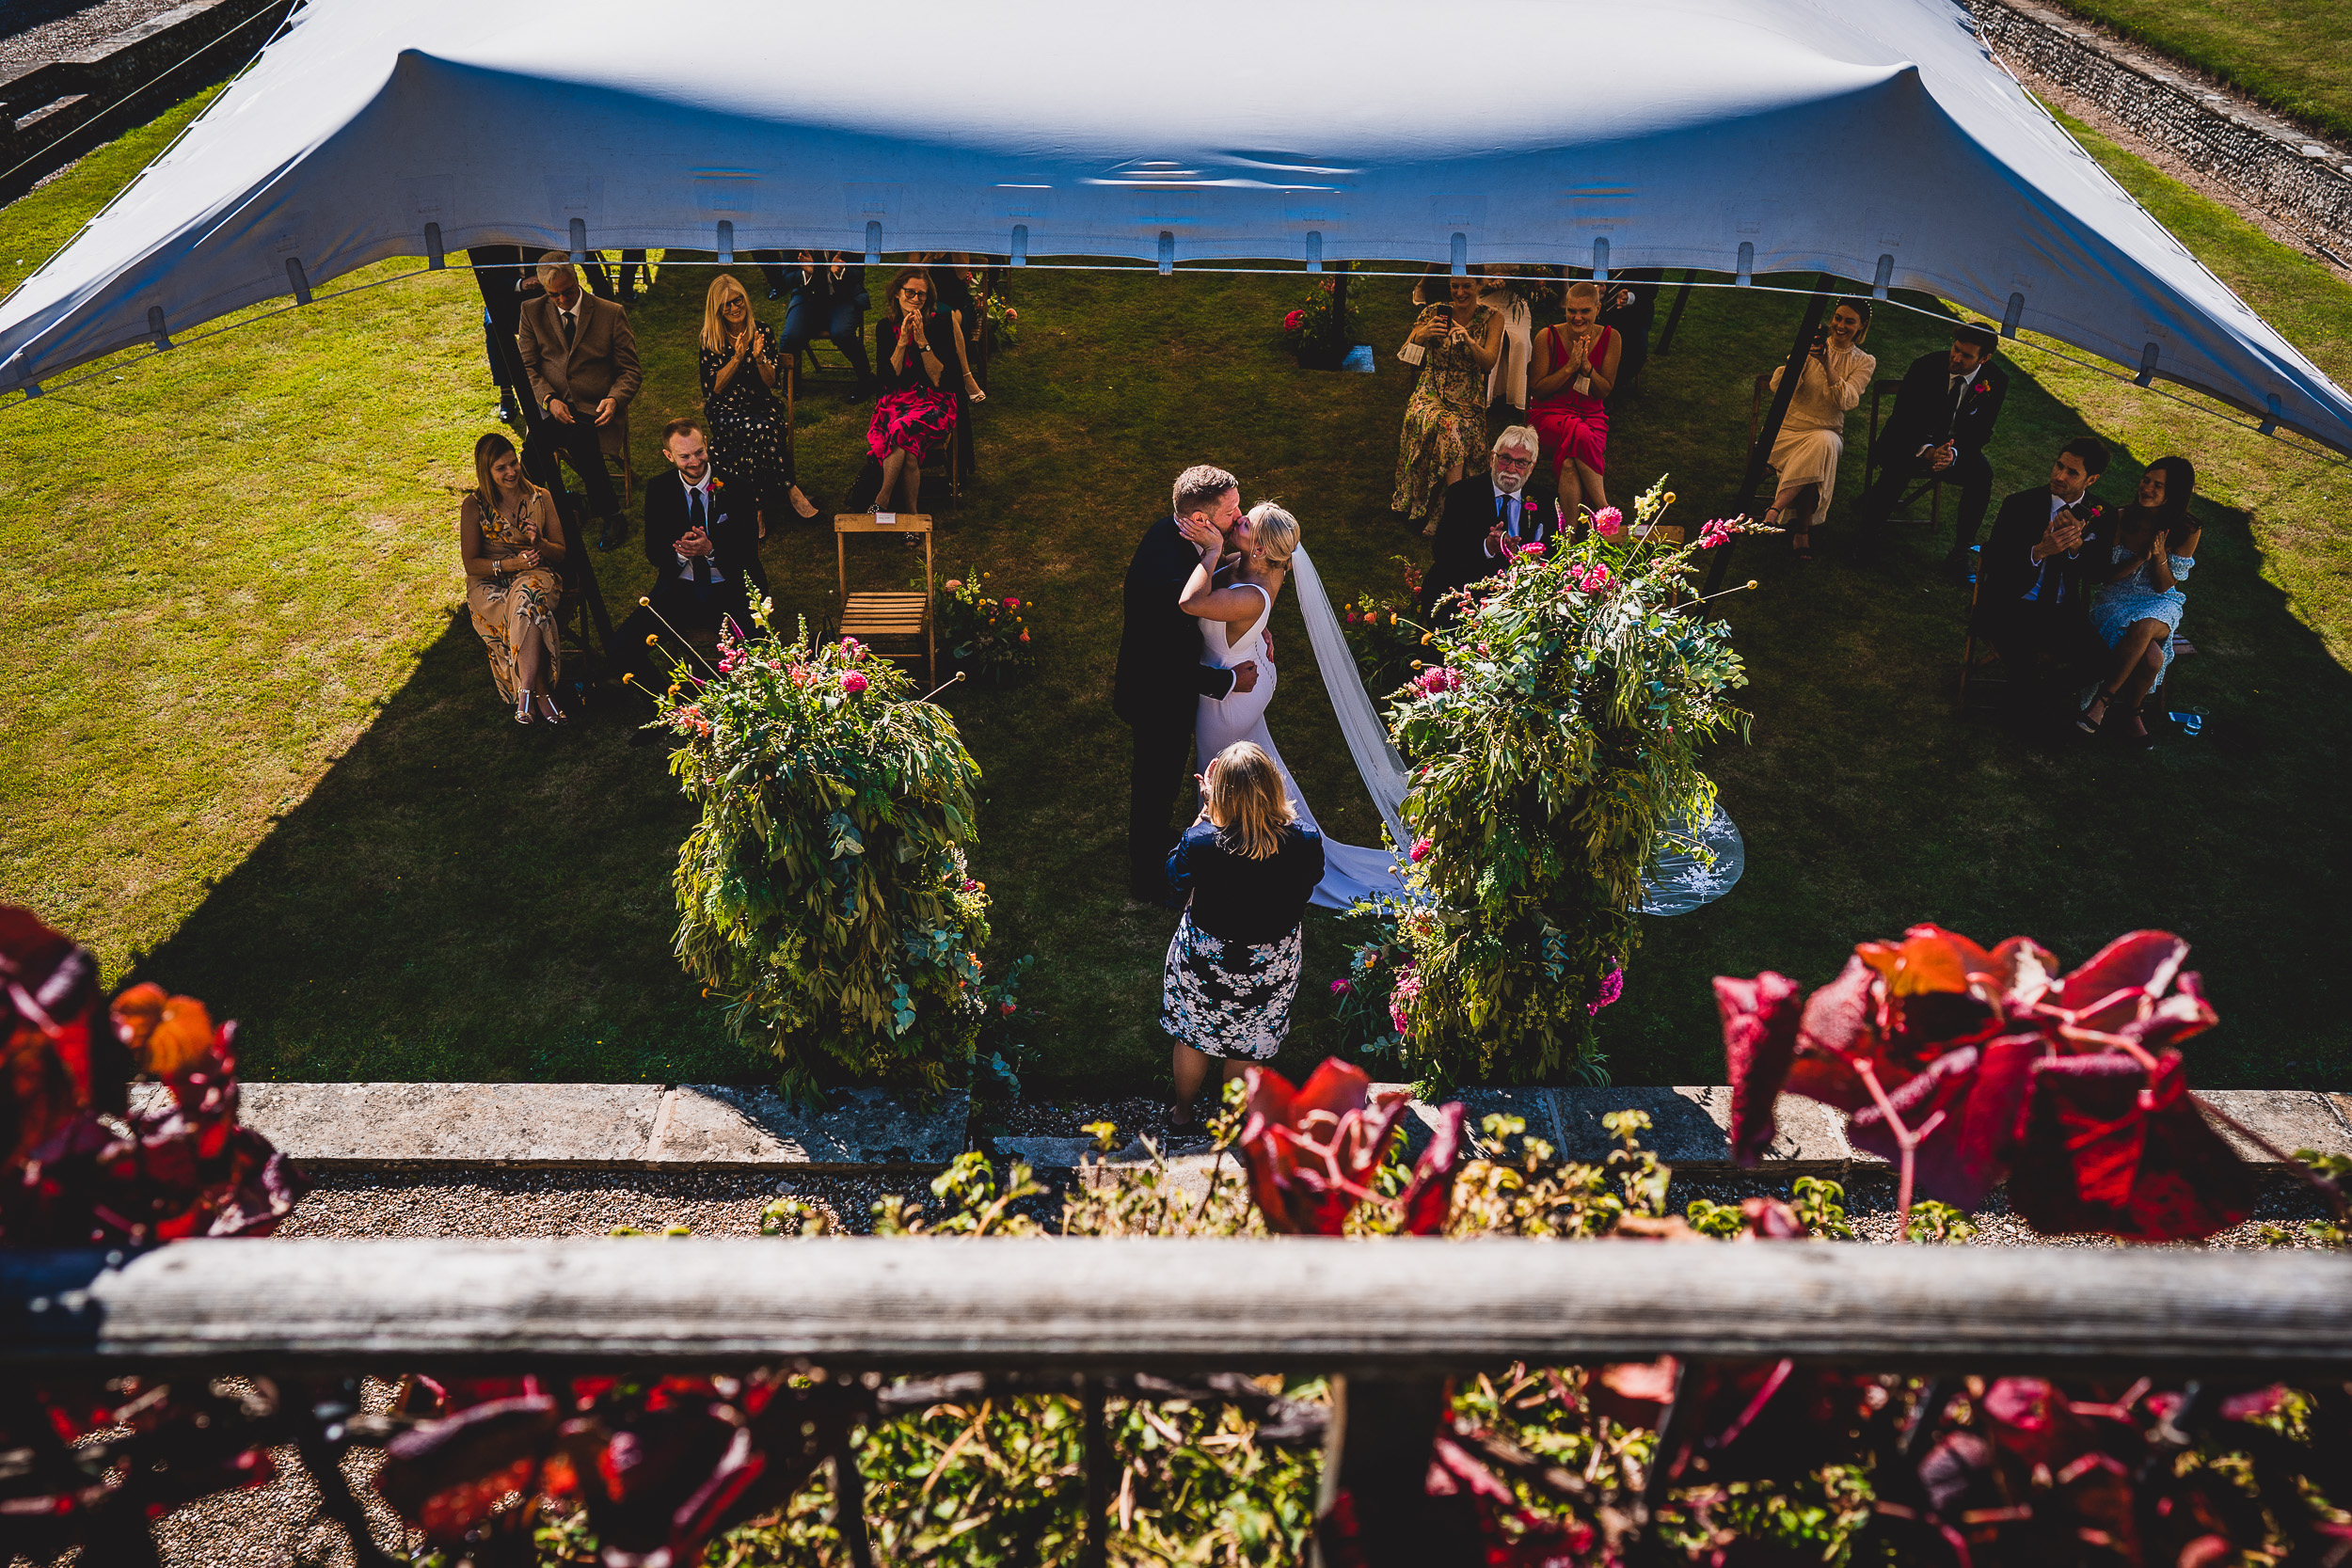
[2,0,2348,452]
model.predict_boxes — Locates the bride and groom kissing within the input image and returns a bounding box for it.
[1112,463,1403,911]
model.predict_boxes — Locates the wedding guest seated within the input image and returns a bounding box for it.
[1160,740,1325,1132]
[866,267,959,512]
[1853,321,2008,574]
[1476,266,1536,422]
[779,252,877,398]
[2078,455,2199,748]
[1421,426,1554,622]
[517,251,641,550]
[699,274,818,534]
[460,432,568,725]
[1528,281,1621,518]
[1391,275,1503,535]
[1972,436,2111,713]
[615,420,763,710]
[1763,297,1875,562]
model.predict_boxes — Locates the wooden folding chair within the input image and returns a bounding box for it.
[1957,545,2004,710]
[835,513,934,686]
[1865,377,1942,531]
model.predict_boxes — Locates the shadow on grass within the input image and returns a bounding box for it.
[132,611,759,1085]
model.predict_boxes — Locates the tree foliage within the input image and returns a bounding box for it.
[1386,479,1753,1088]
[656,616,992,1101]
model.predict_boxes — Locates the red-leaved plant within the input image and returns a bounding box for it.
[1234,1057,1465,1235]
[1716,925,2345,1241]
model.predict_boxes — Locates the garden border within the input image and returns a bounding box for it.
[140,1080,2352,1176]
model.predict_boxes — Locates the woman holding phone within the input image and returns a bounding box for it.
[2079,455,2200,747]
[866,266,958,513]
[1391,274,1503,535]
[698,274,818,534]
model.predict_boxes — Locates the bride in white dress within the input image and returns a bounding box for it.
[1178,502,1405,910]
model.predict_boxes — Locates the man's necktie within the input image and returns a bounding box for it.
[561,309,577,347]
[689,487,711,600]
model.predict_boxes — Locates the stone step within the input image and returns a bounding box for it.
[127,1081,2350,1178]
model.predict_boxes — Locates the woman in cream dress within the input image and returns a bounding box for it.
[1764,297,1875,561]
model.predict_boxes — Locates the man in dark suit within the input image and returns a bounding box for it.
[1114,465,1259,902]
[615,420,764,711]
[467,245,532,423]
[1853,321,2008,575]
[1421,425,1556,622]
[518,252,642,550]
[1972,436,2111,714]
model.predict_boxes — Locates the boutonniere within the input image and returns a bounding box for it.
[711,477,724,490]
[1971,379,1990,396]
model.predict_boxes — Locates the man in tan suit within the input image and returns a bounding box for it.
[518,251,641,549]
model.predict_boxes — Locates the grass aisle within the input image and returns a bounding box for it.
[2,94,2346,1093]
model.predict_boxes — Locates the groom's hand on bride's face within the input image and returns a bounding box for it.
[1230,660,1259,693]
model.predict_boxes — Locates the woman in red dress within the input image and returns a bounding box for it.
[1528,280,1620,519]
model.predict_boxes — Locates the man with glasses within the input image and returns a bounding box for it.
[1420,426,1555,623]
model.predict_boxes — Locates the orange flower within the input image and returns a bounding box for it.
[110,982,215,1076]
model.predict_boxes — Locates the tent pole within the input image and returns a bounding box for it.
[1654,268,1699,356]
[1701,274,1833,599]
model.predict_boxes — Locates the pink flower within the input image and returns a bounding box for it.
[1005,308,1018,322]
[1003,596,1019,609]
[1284,309,1306,332]
[1699,518,1734,550]
[1570,562,1614,594]
[961,879,980,892]
[1519,540,1544,557]
[1592,506,1623,537]
[945,579,963,591]
[1018,630,1030,642]
[1587,963,1625,1016]
[999,1002,1016,1016]
[1389,971,1424,1036]
[841,672,868,694]
[1329,978,1352,995]
[1346,611,1359,624]
[1411,666,1460,698]
[1409,837,1433,863]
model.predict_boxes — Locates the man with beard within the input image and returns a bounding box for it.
[1420,426,1556,623]
[1972,436,2112,717]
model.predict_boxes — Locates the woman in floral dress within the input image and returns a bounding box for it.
[699,274,817,533]
[1392,275,1503,534]
[459,432,567,723]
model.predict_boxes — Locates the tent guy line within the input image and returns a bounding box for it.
[4,260,2341,474]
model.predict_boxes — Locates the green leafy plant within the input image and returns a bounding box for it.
[657,613,993,1101]
[937,568,1036,687]
[1280,266,1352,365]
[1339,556,1428,702]
[1386,478,1756,1088]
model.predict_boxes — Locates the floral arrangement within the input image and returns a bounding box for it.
[644,607,994,1101]
[1385,478,1763,1087]
[1281,267,1351,365]
[1339,555,1426,701]
[938,568,1036,687]
[977,285,1020,350]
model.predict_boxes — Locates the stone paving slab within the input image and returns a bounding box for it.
[655,1086,970,1170]
[241,1083,664,1166]
[2196,1090,2352,1166]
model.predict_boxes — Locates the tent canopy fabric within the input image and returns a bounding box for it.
[4,0,2348,453]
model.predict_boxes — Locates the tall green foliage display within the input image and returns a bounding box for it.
[1386,480,1753,1087]
[657,615,991,1101]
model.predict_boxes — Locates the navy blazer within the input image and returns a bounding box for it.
[1168,821,1325,945]
[1881,349,2009,468]
[1422,473,1559,617]
[1113,514,1241,724]
[643,465,766,591]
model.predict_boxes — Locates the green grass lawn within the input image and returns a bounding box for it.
[4,90,2348,1096]
[2049,0,2352,147]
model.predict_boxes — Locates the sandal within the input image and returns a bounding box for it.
[1789,531,1813,562]
[963,372,987,404]
[2126,707,2156,750]
[535,693,567,725]
[2076,689,2111,735]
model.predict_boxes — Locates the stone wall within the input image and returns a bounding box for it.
[1967,0,2352,250]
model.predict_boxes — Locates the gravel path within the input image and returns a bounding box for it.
[0,0,203,76]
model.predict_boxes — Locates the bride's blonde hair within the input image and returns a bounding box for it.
[1247,501,1299,568]
[1205,741,1295,861]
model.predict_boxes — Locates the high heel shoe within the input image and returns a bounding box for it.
[535,693,567,725]
[514,697,532,725]
[2075,689,2111,735]
[963,372,987,404]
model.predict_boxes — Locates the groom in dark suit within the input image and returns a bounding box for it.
[1972,436,2110,715]
[1421,425,1557,622]
[1115,465,1258,902]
